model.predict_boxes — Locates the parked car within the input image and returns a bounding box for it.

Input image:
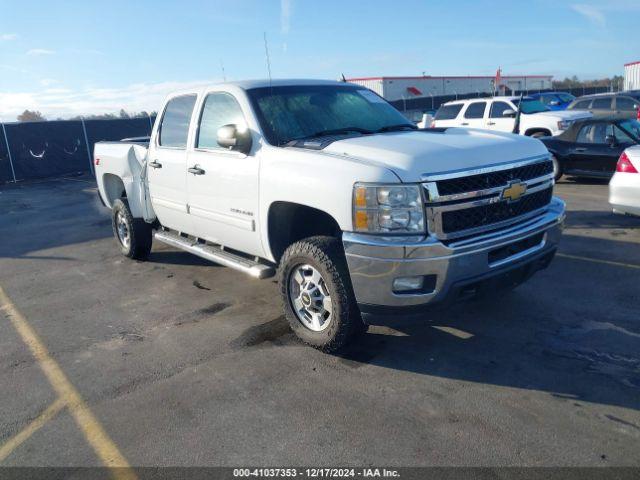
[567,92,640,118]
[529,92,576,110]
[609,146,640,216]
[431,96,591,137]
[539,117,640,180]
[94,79,565,352]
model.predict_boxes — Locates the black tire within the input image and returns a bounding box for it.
[111,198,153,260]
[528,131,551,139]
[550,154,563,182]
[279,236,364,352]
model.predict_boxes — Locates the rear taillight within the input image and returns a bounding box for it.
[637,107,640,121]
[94,158,100,165]
[430,121,436,128]
[616,152,638,173]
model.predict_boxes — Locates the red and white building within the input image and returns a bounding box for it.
[624,61,640,91]
[346,74,553,102]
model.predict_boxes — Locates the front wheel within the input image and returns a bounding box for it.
[111,198,153,260]
[279,236,364,352]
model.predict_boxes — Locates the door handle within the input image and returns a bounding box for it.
[149,160,162,169]
[461,122,469,126]
[188,166,205,175]
[574,148,587,152]
[487,122,496,126]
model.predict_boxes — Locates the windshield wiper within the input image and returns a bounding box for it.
[374,123,418,133]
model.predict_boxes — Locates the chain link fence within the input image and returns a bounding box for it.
[0,116,155,184]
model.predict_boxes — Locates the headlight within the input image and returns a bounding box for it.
[557,120,572,130]
[353,183,425,234]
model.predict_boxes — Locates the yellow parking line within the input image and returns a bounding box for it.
[0,397,66,462]
[431,326,474,339]
[557,253,640,270]
[0,286,137,480]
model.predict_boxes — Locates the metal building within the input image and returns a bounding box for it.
[624,61,640,91]
[346,75,553,102]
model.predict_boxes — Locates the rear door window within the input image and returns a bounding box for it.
[571,99,592,110]
[159,95,197,148]
[591,97,613,110]
[435,104,463,120]
[463,102,487,119]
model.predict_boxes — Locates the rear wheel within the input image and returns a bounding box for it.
[111,198,152,260]
[279,236,364,352]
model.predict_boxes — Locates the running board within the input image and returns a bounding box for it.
[154,230,275,279]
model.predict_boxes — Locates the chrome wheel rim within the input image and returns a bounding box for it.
[288,264,333,332]
[115,211,131,249]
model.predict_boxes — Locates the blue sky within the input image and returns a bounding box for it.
[1,0,638,120]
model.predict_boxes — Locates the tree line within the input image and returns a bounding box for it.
[552,75,624,90]
[15,109,157,122]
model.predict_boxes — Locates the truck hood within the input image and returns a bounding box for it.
[321,129,549,182]
[528,109,592,121]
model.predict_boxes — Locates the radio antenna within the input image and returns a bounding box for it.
[263,32,272,87]
[220,60,226,82]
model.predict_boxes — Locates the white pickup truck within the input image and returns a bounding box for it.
[432,96,592,137]
[95,79,565,351]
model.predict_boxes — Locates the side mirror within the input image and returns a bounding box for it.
[217,124,252,154]
[549,100,560,106]
[605,134,617,147]
[502,109,516,118]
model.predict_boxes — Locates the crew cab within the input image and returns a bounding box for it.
[432,96,591,137]
[95,80,565,352]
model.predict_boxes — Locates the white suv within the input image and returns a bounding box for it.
[432,96,592,137]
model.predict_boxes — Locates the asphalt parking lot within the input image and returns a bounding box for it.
[0,175,639,468]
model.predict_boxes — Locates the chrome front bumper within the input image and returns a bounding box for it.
[343,197,565,314]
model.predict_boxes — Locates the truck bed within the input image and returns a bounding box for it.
[94,139,150,219]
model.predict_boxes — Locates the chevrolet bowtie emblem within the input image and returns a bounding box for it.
[501,181,527,203]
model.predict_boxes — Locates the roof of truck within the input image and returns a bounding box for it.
[232,78,349,89]
[166,79,356,97]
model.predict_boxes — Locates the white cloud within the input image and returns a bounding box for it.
[1,33,18,41]
[281,0,293,34]
[26,49,55,56]
[0,79,216,121]
[571,4,606,27]
[39,78,58,87]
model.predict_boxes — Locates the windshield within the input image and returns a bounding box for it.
[619,119,640,141]
[512,98,550,114]
[557,93,575,103]
[246,85,414,145]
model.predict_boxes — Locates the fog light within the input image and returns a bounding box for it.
[393,276,424,293]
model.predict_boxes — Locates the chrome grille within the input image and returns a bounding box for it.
[441,187,553,233]
[436,160,553,196]
[422,156,554,240]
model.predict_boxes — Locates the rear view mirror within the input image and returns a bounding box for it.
[502,109,516,117]
[605,134,617,147]
[217,124,252,154]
